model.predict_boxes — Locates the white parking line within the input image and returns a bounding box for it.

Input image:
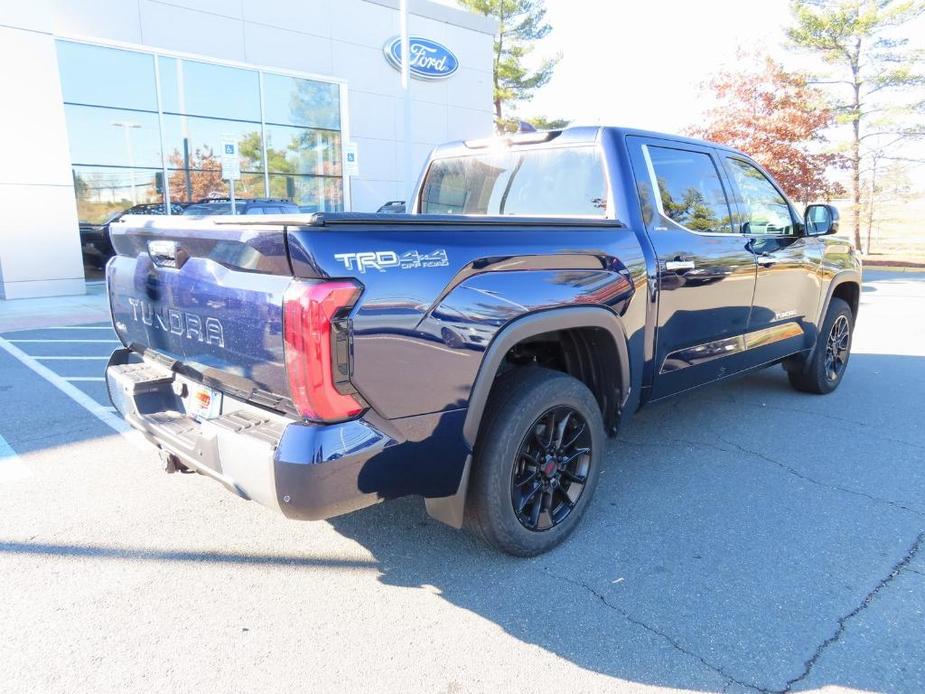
[42,326,114,330]
[0,434,18,461]
[7,339,120,344]
[35,356,110,361]
[0,432,29,480]
[0,335,144,449]
[63,377,106,382]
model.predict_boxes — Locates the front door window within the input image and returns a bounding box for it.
[726,158,795,236]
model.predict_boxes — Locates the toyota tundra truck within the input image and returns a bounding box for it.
[105,126,861,556]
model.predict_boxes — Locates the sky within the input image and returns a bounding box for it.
[525,0,796,131]
[495,0,924,187]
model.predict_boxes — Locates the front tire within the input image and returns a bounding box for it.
[788,297,853,394]
[468,368,604,556]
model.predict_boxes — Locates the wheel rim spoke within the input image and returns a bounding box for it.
[561,469,587,484]
[534,410,556,450]
[528,492,543,528]
[553,411,572,450]
[516,482,542,515]
[555,485,575,509]
[562,422,586,450]
[545,411,557,448]
[561,447,591,467]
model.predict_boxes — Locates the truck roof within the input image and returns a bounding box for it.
[430,125,748,159]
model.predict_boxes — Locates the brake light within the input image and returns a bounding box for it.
[283,280,363,422]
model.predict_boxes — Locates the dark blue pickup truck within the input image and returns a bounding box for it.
[105,126,861,555]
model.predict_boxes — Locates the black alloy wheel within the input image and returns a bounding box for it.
[468,367,604,556]
[825,314,850,382]
[511,406,592,531]
[787,296,853,394]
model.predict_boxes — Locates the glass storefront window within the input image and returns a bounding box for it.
[265,125,341,176]
[58,39,346,260]
[168,172,265,205]
[64,105,162,168]
[71,166,164,224]
[57,41,157,111]
[262,73,340,130]
[158,57,261,121]
[162,114,264,174]
[268,174,343,212]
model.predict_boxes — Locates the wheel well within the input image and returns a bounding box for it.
[832,281,860,317]
[496,327,623,434]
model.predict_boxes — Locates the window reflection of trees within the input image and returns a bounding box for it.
[657,178,731,233]
[727,159,793,235]
[57,41,346,219]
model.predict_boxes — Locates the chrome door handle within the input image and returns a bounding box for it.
[665,260,695,271]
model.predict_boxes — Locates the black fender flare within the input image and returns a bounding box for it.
[796,268,862,371]
[817,269,862,326]
[425,306,632,528]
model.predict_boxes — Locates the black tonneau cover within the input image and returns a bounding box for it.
[212,212,626,228]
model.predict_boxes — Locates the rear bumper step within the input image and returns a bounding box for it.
[105,348,388,520]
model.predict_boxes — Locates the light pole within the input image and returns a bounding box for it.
[112,121,141,205]
[400,0,412,208]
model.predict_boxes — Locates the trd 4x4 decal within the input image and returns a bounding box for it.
[334,249,449,273]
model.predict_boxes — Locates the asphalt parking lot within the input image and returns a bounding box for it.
[0,270,923,693]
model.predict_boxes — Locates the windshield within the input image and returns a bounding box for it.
[420,146,608,217]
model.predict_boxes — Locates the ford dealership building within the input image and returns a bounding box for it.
[0,0,495,299]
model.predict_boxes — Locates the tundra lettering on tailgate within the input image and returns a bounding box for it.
[127,298,225,347]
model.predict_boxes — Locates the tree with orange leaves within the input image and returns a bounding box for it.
[690,54,844,206]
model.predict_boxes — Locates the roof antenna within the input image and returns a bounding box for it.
[516,120,537,133]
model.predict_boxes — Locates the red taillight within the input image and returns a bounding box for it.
[283,280,363,422]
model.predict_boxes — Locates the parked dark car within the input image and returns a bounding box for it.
[376,200,406,213]
[80,202,187,269]
[182,197,300,216]
[105,126,861,556]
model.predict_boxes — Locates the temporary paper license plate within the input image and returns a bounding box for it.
[188,383,222,421]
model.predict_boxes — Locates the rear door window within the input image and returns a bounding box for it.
[420,146,607,217]
[645,145,733,234]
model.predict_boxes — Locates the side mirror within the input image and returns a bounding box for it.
[804,204,839,236]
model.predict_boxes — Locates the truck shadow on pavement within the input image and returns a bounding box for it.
[329,353,925,693]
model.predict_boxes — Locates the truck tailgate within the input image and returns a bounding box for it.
[107,217,294,410]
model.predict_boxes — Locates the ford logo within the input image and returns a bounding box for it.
[383,36,459,80]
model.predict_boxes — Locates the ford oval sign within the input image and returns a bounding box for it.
[384,36,459,80]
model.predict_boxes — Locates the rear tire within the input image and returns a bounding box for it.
[468,367,604,556]
[787,297,853,394]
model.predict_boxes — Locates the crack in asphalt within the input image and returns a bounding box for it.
[539,567,765,693]
[713,434,925,519]
[542,531,925,694]
[696,395,925,452]
[779,530,925,692]
[618,435,925,518]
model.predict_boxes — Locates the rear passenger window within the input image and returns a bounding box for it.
[645,145,733,233]
[726,158,795,235]
[420,147,607,217]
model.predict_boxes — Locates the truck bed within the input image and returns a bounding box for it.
[107,212,637,420]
